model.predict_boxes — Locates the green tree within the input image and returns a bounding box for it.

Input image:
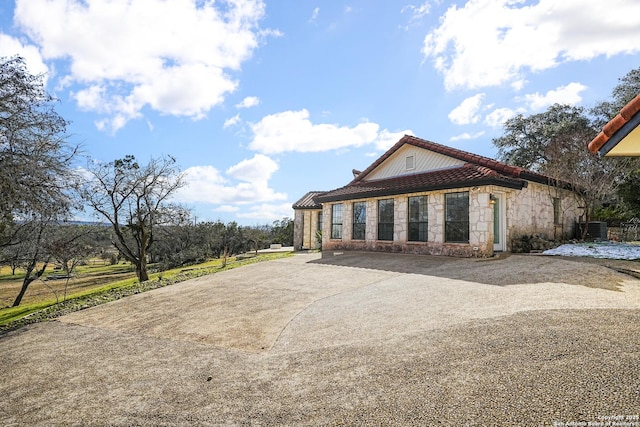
[493,104,635,238]
[270,218,294,246]
[81,155,186,282]
[591,67,640,128]
[617,169,640,218]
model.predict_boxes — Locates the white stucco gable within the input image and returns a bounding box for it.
[362,144,465,181]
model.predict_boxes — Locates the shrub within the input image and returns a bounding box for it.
[511,234,558,253]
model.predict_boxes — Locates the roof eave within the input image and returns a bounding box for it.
[597,111,640,157]
[292,205,322,210]
[314,178,526,204]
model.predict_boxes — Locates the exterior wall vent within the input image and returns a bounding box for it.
[406,155,415,170]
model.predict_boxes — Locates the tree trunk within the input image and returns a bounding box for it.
[581,209,591,240]
[12,261,48,307]
[12,277,36,307]
[135,264,149,282]
[136,244,149,282]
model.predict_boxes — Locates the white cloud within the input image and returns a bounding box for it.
[0,34,49,82]
[374,129,414,151]
[422,0,640,90]
[248,109,411,154]
[13,0,272,132]
[226,154,278,183]
[224,114,242,129]
[236,96,260,109]
[522,82,587,111]
[213,205,240,213]
[310,7,320,22]
[449,131,485,142]
[484,107,519,128]
[237,203,294,221]
[448,93,485,125]
[402,2,432,21]
[176,155,287,207]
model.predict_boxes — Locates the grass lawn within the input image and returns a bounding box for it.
[0,252,293,332]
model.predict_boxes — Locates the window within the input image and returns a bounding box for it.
[331,204,343,239]
[408,196,428,242]
[553,197,561,225]
[378,199,394,241]
[317,212,323,231]
[445,192,469,243]
[352,202,366,240]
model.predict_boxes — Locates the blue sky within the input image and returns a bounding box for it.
[1,0,640,225]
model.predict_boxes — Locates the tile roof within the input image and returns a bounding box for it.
[315,163,527,203]
[588,93,640,155]
[292,191,326,209]
[315,135,557,203]
[351,135,535,184]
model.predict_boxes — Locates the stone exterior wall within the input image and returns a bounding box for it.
[293,209,322,250]
[320,182,580,257]
[293,209,304,250]
[505,182,580,244]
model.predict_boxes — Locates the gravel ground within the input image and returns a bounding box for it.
[1,252,640,426]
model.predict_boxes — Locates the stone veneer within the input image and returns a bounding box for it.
[321,182,580,258]
[293,209,322,250]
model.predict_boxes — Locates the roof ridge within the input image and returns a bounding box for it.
[402,135,526,178]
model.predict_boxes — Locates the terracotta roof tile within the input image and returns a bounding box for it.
[589,93,640,154]
[315,163,526,203]
[603,114,627,137]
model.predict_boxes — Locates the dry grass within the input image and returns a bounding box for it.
[0,261,137,308]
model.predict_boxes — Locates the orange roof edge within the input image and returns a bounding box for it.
[589,93,640,154]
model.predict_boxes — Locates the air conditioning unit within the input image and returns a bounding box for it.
[575,221,608,240]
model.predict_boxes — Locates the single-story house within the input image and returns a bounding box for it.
[293,135,581,257]
[588,93,640,156]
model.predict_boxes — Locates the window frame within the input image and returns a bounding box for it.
[352,201,367,240]
[408,195,428,242]
[444,192,469,243]
[406,155,415,170]
[377,198,394,241]
[331,204,343,239]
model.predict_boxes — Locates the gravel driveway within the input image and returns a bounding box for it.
[1,252,640,426]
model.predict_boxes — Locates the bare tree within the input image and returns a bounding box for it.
[7,214,56,306]
[81,155,186,282]
[0,56,79,245]
[0,56,80,305]
[45,224,96,301]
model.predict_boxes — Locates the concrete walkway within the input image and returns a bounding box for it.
[2,252,640,425]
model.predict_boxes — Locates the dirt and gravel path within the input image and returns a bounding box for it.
[1,252,640,426]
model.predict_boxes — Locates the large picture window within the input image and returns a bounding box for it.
[331,204,343,239]
[352,202,366,240]
[445,192,469,243]
[408,196,428,242]
[378,199,394,241]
